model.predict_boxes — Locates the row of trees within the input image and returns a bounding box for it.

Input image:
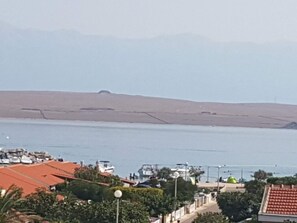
[0,165,200,222]
[8,167,297,222]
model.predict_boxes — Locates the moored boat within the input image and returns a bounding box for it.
[138,164,159,179]
[171,163,190,180]
[9,156,21,164]
[97,160,115,174]
[21,155,33,164]
[0,158,9,164]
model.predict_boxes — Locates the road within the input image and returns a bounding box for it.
[180,201,220,223]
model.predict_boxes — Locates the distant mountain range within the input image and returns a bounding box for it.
[1,21,297,104]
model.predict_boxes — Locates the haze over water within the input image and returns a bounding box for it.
[0,119,296,181]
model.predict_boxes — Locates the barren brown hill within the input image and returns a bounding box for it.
[0,91,297,129]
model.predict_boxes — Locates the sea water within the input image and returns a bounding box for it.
[0,119,296,181]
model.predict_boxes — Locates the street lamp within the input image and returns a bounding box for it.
[184,162,188,181]
[171,171,180,222]
[206,166,210,183]
[114,190,122,223]
[217,166,221,193]
[170,171,180,222]
[174,171,180,203]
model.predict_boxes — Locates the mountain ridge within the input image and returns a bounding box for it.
[1,22,297,104]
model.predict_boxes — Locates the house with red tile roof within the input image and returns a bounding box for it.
[258,184,297,222]
[0,167,46,195]
[0,160,80,195]
[0,160,134,196]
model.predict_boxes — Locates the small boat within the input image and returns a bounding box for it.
[138,164,159,179]
[9,156,21,164]
[0,158,9,164]
[21,155,33,164]
[97,161,115,174]
[0,152,9,164]
[171,163,191,180]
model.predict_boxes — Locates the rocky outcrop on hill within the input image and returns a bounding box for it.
[282,122,297,129]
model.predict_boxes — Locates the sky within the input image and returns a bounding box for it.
[1,0,297,42]
[1,1,297,104]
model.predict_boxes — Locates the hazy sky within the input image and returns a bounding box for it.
[1,0,297,104]
[1,0,297,42]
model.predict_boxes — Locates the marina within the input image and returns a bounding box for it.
[0,147,54,165]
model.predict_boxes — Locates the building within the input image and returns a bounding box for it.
[258,184,297,223]
[0,160,135,196]
[0,160,79,195]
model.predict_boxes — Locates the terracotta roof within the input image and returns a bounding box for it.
[0,167,46,195]
[12,163,66,186]
[44,161,80,174]
[0,161,79,196]
[0,161,129,196]
[263,185,297,215]
[99,171,112,177]
[121,178,136,185]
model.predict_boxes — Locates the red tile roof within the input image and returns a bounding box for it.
[0,167,47,195]
[264,185,297,215]
[45,161,80,174]
[0,161,80,196]
[0,161,129,196]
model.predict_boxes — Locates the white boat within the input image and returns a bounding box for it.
[97,161,115,174]
[138,164,159,179]
[0,158,10,164]
[171,163,191,180]
[21,155,33,164]
[9,156,21,164]
[0,151,9,164]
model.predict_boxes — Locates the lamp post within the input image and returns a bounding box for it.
[206,166,210,183]
[114,190,122,223]
[170,171,180,222]
[184,162,188,181]
[217,166,221,193]
[172,171,180,222]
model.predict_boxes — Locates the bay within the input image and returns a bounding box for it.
[0,118,297,181]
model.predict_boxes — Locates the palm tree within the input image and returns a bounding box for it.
[0,185,41,223]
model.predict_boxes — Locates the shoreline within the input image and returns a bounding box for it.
[0,116,292,132]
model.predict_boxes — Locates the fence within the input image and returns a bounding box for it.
[157,194,213,223]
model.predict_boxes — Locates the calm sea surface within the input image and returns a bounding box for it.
[0,119,297,181]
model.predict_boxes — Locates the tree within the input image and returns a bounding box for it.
[192,212,229,223]
[157,167,172,180]
[217,192,258,222]
[252,169,272,181]
[164,177,197,206]
[244,180,266,198]
[20,189,66,221]
[0,185,21,223]
[0,185,41,223]
[189,166,205,183]
[267,176,297,185]
[75,200,149,223]
[22,188,150,223]
[74,165,123,186]
[112,186,170,217]
[74,165,102,182]
[66,180,108,202]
